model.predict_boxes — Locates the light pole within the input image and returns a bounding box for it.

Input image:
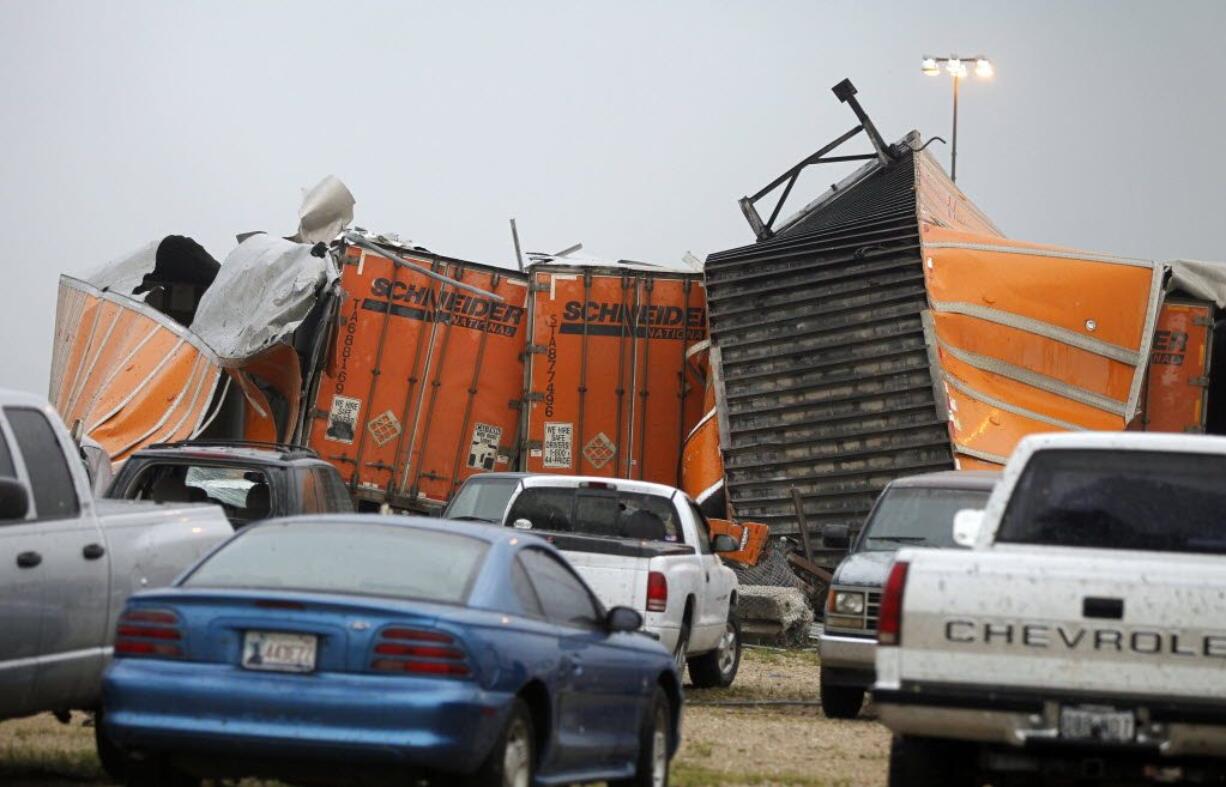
[922,55,993,183]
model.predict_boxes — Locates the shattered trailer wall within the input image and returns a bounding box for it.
[704,89,1226,549]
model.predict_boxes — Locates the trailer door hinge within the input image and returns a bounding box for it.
[530,281,550,292]
[1190,376,1210,387]
[1194,315,1214,327]
[523,392,545,402]
[523,344,547,355]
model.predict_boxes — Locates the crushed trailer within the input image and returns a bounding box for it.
[701,79,1226,565]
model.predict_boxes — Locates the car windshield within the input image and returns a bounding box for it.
[860,486,991,551]
[997,449,1226,554]
[183,521,489,603]
[443,477,520,523]
[506,487,684,542]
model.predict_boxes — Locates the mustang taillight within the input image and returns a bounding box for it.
[646,571,668,613]
[113,608,183,658]
[370,628,470,678]
[877,561,910,647]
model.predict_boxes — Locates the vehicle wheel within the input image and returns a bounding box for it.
[92,709,126,783]
[672,621,691,678]
[611,686,671,787]
[887,735,977,787]
[819,678,865,719]
[124,756,199,787]
[464,698,534,787]
[687,613,742,688]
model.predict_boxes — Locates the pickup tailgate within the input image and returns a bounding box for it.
[547,532,694,612]
[886,544,1226,702]
[562,550,650,612]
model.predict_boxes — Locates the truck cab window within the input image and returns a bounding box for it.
[4,408,80,520]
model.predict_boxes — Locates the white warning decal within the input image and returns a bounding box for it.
[366,410,402,447]
[325,395,361,444]
[583,432,616,470]
[543,422,573,468]
[468,422,503,471]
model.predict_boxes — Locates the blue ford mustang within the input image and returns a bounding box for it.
[100,515,681,786]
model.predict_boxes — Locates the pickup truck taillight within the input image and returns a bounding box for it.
[646,571,668,612]
[370,627,471,678]
[877,561,909,647]
[113,608,184,658]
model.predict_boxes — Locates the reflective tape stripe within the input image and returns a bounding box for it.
[952,443,1009,466]
[928,299,1139,365]
[943,373,1087,433]
[923,241,1153,269]
[939,342,1126,417]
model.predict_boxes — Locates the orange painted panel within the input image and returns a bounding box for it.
[923,225,1155,353]
[1140,300,1212,433]
[307,247,529,508]
[914,150,1004,238]
[50,278,221,462]
[523,266,706,485]
[932,312,1137,404]
[708,518,768,567]
[939,352,1123,432]
[681,373,724,513]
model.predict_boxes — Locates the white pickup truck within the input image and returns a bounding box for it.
[0,389,232,729]
[444,472,743,687]
[874,432,1226,786]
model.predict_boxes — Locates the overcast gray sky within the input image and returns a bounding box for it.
[2,1,1223,394]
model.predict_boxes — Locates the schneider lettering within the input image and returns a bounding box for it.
[370,277,525,326]
[944,619,1226,658]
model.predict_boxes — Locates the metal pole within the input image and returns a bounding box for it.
[951,74,960,183]
[509,218,525,273]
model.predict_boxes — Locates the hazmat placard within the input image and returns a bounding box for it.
[543,422,573,468]
[467,422,503,470]
[366,410,402,447]
[325,395,361,444]
[583,432,616,470]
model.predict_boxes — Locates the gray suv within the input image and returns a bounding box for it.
[817,470,998,719]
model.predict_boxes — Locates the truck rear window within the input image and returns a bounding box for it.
[506,487,684,542]
[861,487,991,550]
[997,449,1226,554]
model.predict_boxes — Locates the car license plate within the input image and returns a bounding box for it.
[1059,705,1135,743]
[241,631,317,673]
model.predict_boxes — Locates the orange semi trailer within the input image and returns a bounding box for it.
[305,239,531,510]
[520,261,708,484]
[303,241,713,511]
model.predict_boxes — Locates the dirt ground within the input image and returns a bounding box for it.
[0,647,889,787]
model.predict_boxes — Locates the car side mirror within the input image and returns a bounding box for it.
[822,524,850,549]
[606,606,643,633]
[712,534,739,553]
[511,518,533,530]
[0,477,30,521]
[952,509,985,547]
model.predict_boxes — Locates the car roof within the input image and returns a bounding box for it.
[131,440,324,466]
[517,473,681,497]
[248,512,539,547]
[887,469,1000,491]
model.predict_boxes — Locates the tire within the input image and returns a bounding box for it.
[92,709,126,783]
[464,697,535,787]
[887,735,978,787]
[671,619,691,679]
[611,686,671,787]
[687,613,742,689]
[819,678,865,719]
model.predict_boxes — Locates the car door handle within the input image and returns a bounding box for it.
[82,543,106,560]
[16,551,42,569]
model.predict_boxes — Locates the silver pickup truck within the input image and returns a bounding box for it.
[0,388,232,725]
